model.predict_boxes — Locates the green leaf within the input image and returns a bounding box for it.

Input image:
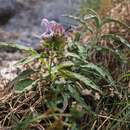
[41,61,74,79]
[14,115,33,130]
[65,52,81,60]
[66,44,88,62]
[16,69,35,80]
[70,107,85,119]
[0,42,34,51]
[49,61,74,77]
[15,79,34,92]
[85,8,101,28]
[60,70,102,93]
[16,54,41,65]
[81,63,114,84]
[101,34,130,48]
[62,93,69,112]
[13,69,35,92]
[56,61,74,70]
[68,85,91,112]
[68,85,85,104]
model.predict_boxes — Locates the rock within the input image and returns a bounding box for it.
[0,0,16,25]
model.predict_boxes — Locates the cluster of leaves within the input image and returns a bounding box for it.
[0,8,130,130]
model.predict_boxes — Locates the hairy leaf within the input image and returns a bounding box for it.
[81,63,114,84]
[60,70,102,93]
[15,79,34,92]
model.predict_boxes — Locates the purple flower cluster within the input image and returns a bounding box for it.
[41,18,65,39]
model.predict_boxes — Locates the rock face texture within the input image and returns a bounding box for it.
[0,0,84,48]
[0,0,16,25]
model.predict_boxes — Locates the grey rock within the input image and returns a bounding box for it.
[0,0,16,25]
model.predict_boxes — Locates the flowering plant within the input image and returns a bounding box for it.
[1,10,129,130]
[40,18,67,55]
[41,18,65,39]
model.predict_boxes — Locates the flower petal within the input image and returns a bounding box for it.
[41,18,49,32]
[41,18,65,39]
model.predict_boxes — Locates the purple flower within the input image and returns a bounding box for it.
[41,18,65,39]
